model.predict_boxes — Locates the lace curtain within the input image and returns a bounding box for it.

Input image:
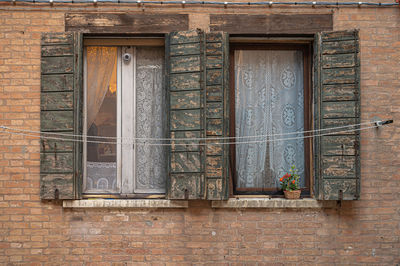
[235,50,305,189]
[135,47,167,192]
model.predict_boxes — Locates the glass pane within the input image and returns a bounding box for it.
[135,47,167,192]
[235,50,305,190]
[85,46,118,192]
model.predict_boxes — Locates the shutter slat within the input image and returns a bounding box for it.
[206,69,223,85]
[322,101,358,119]
[314,29,360,200]
[41,92,74,111]
[41,74,74,92]
[322,54,356,68]
[322,156,356,179]
[170,91,201,109]
[41,33,73,44]
[169,73,201,91]
[206,119,223,136]
[170,55,201,73]
[40,153,74,173]
[170,131,200,152]
[171,152,201,173]
[41,139,74,153]
[170,43,200,56]
[41,45,74,57]
[321,135,356,156]
[169,174,204,199]
[41,56,74,74]
[41,111,74,131]
[322,84,358,101]
[322,40,356,55]
[322,67,356,84]
[170,110,201,131]
[206,85,223,102]
[322,179,357,200]
[40,32,82,200]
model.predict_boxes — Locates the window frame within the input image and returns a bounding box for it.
[82,37,167,198]
[229,41,313,196]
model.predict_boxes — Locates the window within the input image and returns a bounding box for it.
[40,29,360,201]
[83,41,167,195]
[230,42,312,195]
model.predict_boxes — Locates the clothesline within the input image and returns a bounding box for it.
[0,123,387,146]
[0,120,380,142]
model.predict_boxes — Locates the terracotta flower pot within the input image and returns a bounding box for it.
[284,190,301,199]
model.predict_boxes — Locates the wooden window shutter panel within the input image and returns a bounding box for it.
[40,32,83,200]
[314,30,360,200]
[166,30,206,199]
[204,32,229,200]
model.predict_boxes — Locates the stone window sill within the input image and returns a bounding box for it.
[63,199,188,209]
[211,198,337,209]
[63,198,336,209]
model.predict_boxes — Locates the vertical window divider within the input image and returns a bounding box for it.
[116,47,122,193]
[83,48,88,192]
[132,46,137,193]
[121,46,135,194]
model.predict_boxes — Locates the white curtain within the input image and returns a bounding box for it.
[235,50,305,189]
[135,47,167,192]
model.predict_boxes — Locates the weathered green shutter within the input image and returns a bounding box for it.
[166,30,230,200]
[40,32,83,199]
[205,32,229,200]
[314,30,360,200]
[166,30,206,199]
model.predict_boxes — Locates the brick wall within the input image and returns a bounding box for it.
[0,4,399,264]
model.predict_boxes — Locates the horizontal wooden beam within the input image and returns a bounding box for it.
[84,38,164,46]
[65,13,189,33]
[210,14,333,34]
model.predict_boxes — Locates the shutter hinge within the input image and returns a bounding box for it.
[338,189,343,201]
[184,189,189,200]
[354,141,359,156]
[42,139,46,152]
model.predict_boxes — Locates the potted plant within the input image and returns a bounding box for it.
[280,165,301,199]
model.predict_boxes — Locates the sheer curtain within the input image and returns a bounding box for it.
[86,47,117,129]
[135,47,167,192]
[85,47,118,191]
[235,50,305,189]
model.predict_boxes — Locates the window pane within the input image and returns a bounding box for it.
[235,50,305,190]
[85,46,118,192]
[135,47,167,192]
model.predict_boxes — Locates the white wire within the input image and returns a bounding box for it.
[0,125,378,146]
[0,121,377,142]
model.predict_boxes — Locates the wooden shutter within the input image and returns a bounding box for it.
[205,32,229,200]
[166,30,206,199]
[40,32,83,199]
[314,30,360,200]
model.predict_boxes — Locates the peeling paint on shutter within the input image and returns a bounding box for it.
[205,32,229,200]
[166,30,206,199]
[314,30,360,200]
[40,32,83,199]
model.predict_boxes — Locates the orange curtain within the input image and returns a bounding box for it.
[86,46,117,129]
